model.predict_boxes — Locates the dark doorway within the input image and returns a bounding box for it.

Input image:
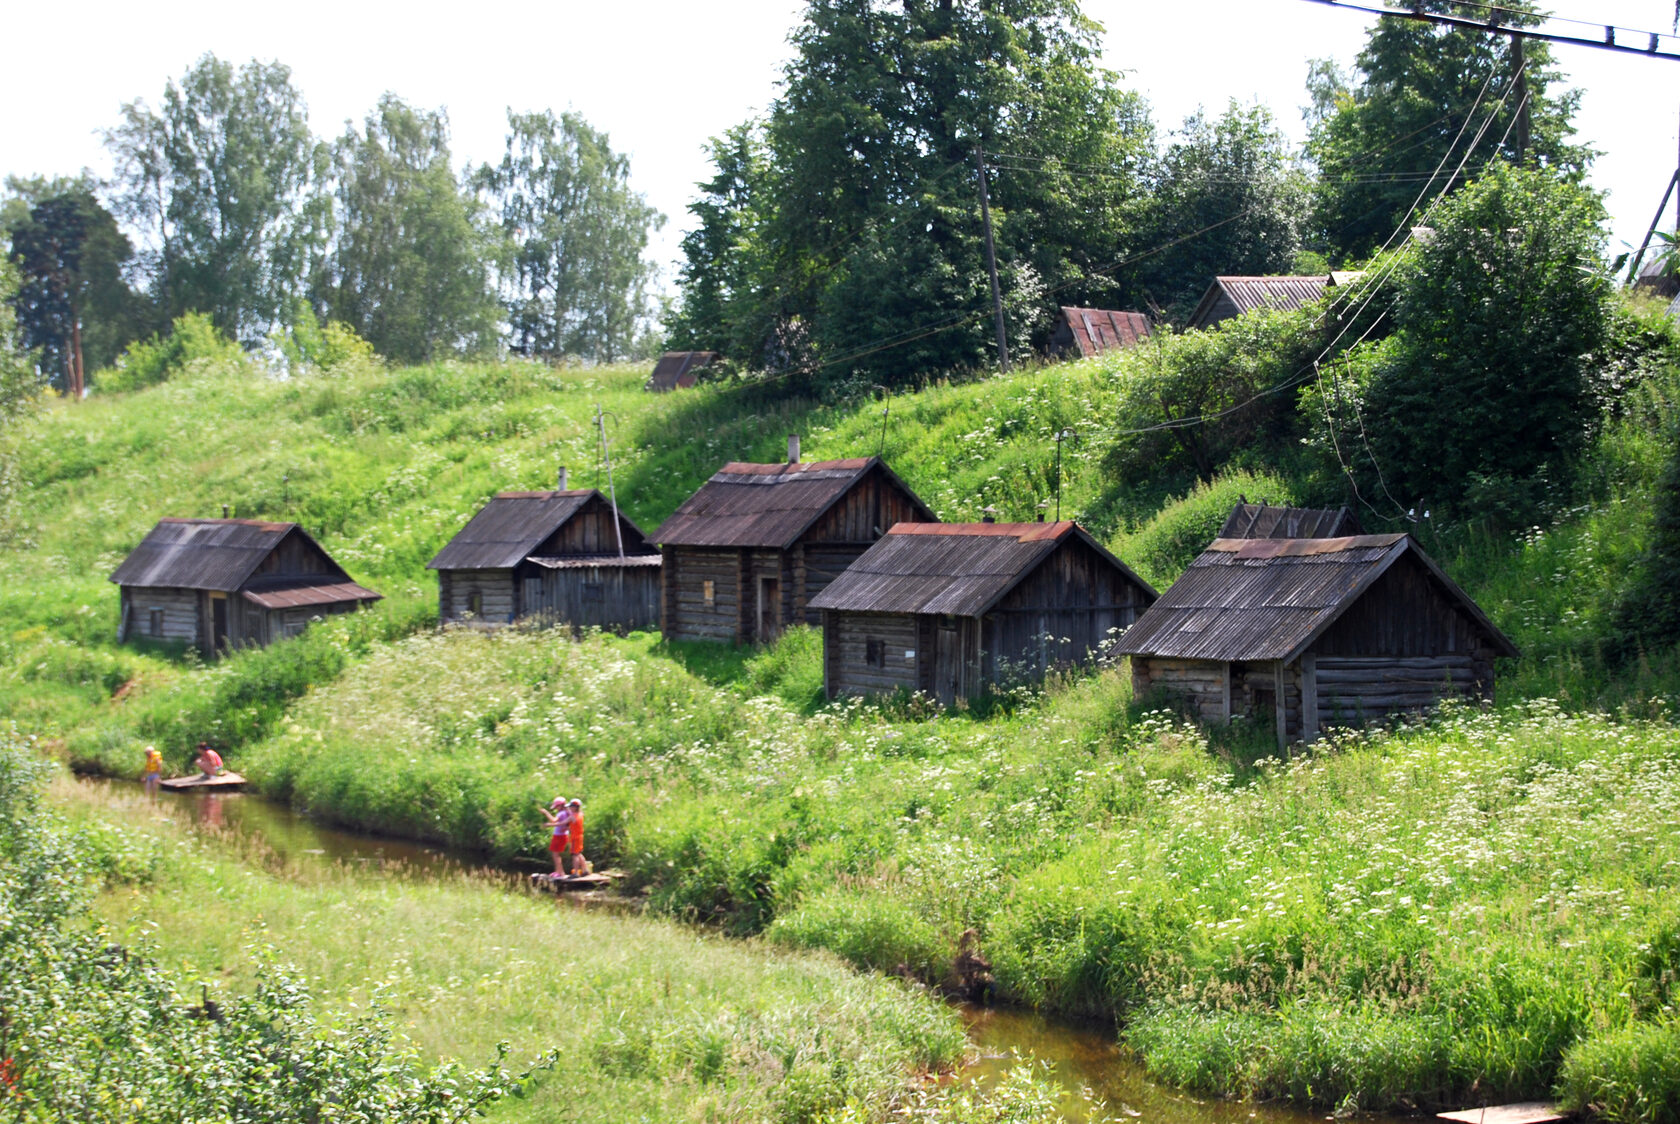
[934,619,962,706]
[757,576,782,643]
[210,594,229,654]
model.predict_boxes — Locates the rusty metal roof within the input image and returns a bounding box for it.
[650,457,935,549]
[428,490,651,571]
[645,351,719,392]
[109,519,349,592]
[1057,307,1151,358]
[525,554,662,570]
[242,580,382,610]
[1217,503,1364,539]
[1117,534,1518,663]
[809,521,1156,618]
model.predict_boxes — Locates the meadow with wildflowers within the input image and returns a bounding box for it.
[3,303,1680,1118]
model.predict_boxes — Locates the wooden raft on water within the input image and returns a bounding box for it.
[159,772,248,792]
[1439,1104,1565,1124]
[529,871,616,893]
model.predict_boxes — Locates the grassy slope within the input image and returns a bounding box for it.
[5,346,1680,1116]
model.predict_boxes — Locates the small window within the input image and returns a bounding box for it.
[283,619,307,638]
[582,582,604,602]
[467,591,483,617]
[866,637,885,667]
[148,608,164,638]
[702,580,715,607]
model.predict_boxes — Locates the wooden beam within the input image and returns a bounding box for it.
[1274,660,1288,753]
[1301,653,1318,744]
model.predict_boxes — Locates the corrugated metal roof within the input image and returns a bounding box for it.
[1186,273,1363,330]
[650,457,934,549]
[428,490,649,571]
[1217,503,1363,539]
[242,580,382,610]
[525,554,662,570]
[809,521,1155,618]
[109,519,345,592]
[1057,307,1151,358]
[645,351,718,392]
[1117,534,1517,663]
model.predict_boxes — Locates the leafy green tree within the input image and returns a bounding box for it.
[1138,102,1313,316]
[0,258,38,544]
[319,95,497,363]
[6,185,145,396]
[1359,163,1609,523]
[478,110,664,363]
[674,0,1152,387]
[106,54,326,344]
[1307,1,1589,262]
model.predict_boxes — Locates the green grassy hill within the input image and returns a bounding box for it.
[5,340,1680,1119]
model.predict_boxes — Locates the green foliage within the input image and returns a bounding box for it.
[674,0,1154,385]
[1139,102,1312,314]
[0,730,548,1119]
[1359,164,1611,524]
[269,299,379,374]
[1558,1021,1680,1124]
[1121,469,1295,587]
[94,310,246,393]
[1307,0,1589,262]
[0,257,38,545]
[319,95,498,363]
[478,110,664,363]
[106,54,325,344]
[1610,421,1680,660]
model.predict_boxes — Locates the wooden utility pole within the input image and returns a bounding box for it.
[1511,33,1529,161]
[975,147,1009,373]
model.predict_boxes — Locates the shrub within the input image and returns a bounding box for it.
[271,301,380,375]
[94,311,245,393]
[1558,1020,1680,1124]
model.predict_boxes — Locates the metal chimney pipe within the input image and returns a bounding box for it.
[788,434,800,464]
[222,505,229,519]
[557,466,568,491]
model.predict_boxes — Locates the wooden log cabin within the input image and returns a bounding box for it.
[1118,534,1518,749]
[808,521,1158,705]
[110,518,381,657]
[427,478,660,631]
[650,439,937,644]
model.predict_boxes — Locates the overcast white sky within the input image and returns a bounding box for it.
[2,0,1674,288]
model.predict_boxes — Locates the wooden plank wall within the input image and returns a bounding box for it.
[122,586,199,644]
[987,537,1153,685]
[532,565,661,633]
[438,568,516,624]
[825,611,919,697]
[1311,654,1477,730]
[251,531,339,580]
[1131,657,1228,722]
[802,468,932,545]
[533,497,651,555]
[662,547,742,642]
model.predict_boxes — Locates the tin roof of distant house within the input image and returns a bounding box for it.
[1117,534,1517,664]
[110,518,357,593]
[428,490,652,571]
[1217,502,1363,540]
[645,351,719,392]
[1055,307,1152,358]
[1186,273,1364,330]
[651,457,935,550]
[808,521,1155,618]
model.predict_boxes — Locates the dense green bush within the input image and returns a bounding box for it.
[1559,1021,1680,1124]
[94,311,246,393]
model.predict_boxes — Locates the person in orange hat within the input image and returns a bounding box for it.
[565,798,588,876]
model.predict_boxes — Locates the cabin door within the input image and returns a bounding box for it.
[934,618,962,706]
[210,593,229,654]
[757,576,782,644]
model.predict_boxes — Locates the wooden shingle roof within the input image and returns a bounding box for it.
[1116,534,1517,663]
[110,519,348,592]
[428,490,651,571]
[650,457,934,550]
[808,521,1155,618]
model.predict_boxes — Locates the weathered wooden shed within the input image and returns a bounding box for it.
[110,518,381,657]
[1119,534,1518,748]
[650,445,937,644]
[808,521,1158,705]
[428,487,660,631]
[1218,502,1363,539]
[1185,272,1364,332]
[645,351,719,392]
[1047,307,1151,360]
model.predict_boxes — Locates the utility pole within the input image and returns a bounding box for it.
[1511,33,1529,162]
[975,147,1009,373]
[595,403,626,559]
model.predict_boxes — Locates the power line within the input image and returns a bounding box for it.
[1298,0,1680,63]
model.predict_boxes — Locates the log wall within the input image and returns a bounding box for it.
[120,587,199,644]
[662,547,743,642]
[824,611,921,697]
[1309,654,1478,731]
[1131,657,1229,722]
[438,568,517,624]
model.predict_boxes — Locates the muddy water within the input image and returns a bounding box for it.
[89,780,1389,1124]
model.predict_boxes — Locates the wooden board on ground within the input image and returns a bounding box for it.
[159,772,248,791]
[529,871,615,893]
[1439,1104,1565,1124]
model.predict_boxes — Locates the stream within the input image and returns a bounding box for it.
[83,779,1403,1124]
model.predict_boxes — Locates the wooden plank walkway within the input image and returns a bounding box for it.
[529,871,616,893]
[1439,1104,1565,1124]
[159,772,248,791]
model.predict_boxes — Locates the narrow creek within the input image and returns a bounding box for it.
[83,779,1406,1124]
